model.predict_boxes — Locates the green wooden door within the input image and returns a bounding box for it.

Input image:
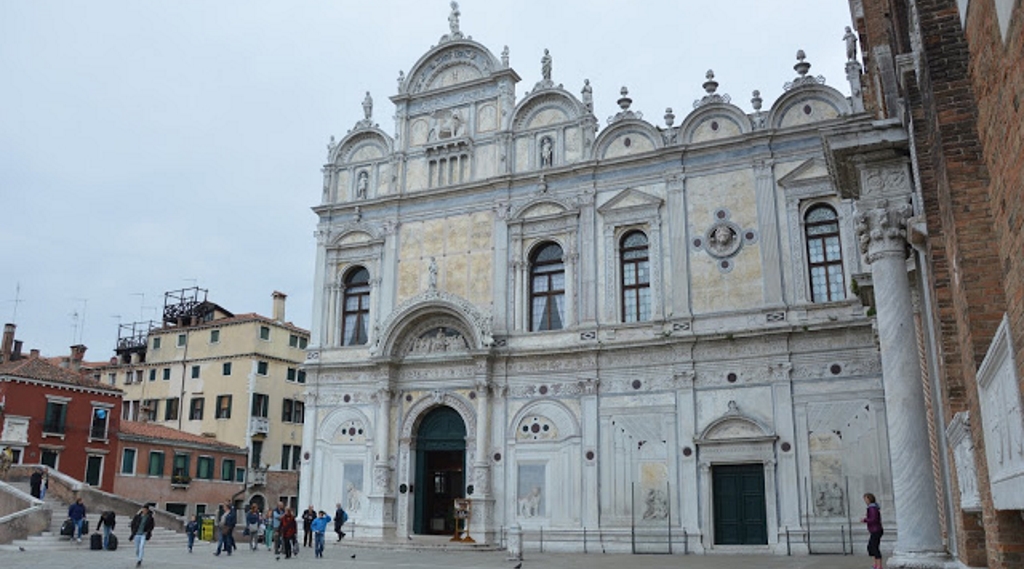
[712,464,767,545]
[413,407,466,535]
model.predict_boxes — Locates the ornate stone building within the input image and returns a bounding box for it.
[301,4,891,554]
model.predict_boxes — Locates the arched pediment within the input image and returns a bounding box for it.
[508,399,581,443]
[511,89,587,132]
[697,401,775,442]
[371,289,493,358]
[331,128,394,166]
[677,102,752,144]
[767,84,851,130]
[328,222,385,247]
[594,119,663,160]
[318,407,374,444]
[403,41,502,95]
[510,196,577,222]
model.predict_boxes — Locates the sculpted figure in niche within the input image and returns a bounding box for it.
[843,26,858,62]
[362,91,373,120]
[642,488,669,520]
[518,487,542,517]
[346,481,363,514]
[541,49,552,81]
[356,171,369,199]
[540,137,553,167]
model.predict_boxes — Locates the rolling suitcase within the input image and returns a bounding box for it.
[61,518,74,537]
[90,533,103,550]
[108,533,118,551]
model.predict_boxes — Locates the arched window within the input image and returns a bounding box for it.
[342,267,371,345]
[529,242,565,331]
[620,230,650,322]
[805,205,845,302]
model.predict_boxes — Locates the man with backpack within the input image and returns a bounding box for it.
[333,503,348,542]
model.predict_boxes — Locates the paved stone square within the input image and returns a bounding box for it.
[0,540,873,569]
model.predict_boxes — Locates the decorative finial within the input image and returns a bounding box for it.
[608,86,642,124]
[795,50,809,77]
[664,107,675,127]
[703,69,718,94]
[448,1,460,35]
[618,87,631,110]
[751,90,763,111]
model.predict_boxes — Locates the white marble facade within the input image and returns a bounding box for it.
[301,4,893,554]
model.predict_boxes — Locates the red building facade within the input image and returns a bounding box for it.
[115,421,247,518]
[0,326,122,492]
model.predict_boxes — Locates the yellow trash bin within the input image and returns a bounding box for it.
[201,518,215,542]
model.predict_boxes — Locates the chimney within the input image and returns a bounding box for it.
[12,340,22,360]
[272,291,287,322]
[1,323,14,363]
[30,349,40,358]
[70,344,87,371]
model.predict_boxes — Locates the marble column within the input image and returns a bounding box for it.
[369,387,395,537]
[471,376,495,542]
[856,199,946,566]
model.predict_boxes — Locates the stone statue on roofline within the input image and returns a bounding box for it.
[449,1,460,35]
[844,26,858,62]
[362,91,373,120]
[541,49,552,81]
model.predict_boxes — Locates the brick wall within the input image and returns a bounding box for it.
[854,0,1024,566]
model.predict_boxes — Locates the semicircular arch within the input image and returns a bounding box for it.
[594,119,663,160]
[507,398,581,442]
[677,102,752,144]
[403,40,501,95]
[766,84,851,130]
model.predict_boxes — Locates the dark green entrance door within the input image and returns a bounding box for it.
[712,464,767,545]
[413,406,466,535]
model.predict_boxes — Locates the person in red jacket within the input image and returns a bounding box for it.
[279,508,298,560]
[861,493,884,569]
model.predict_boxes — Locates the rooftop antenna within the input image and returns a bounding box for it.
[131,292,146,321]
[8,282,23,321]
[71,298,88,344]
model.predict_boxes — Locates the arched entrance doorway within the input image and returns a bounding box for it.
[413,406,466,535]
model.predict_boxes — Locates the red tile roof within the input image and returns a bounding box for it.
[0,356,122,394]
[119,421,246,454]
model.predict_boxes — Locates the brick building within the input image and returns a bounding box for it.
[115,420,248,517]
[0,324,122,492]
[828,1,1023,567]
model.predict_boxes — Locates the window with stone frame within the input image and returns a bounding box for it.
[530,242,565,331]
[804,204,846,302]
[342,266,371,345]
[251,393,269,419]
[189,397,204,420]
[89,407,110,440]
[215,395,232,419]
[620,230,651,322]
[43,399,68,434]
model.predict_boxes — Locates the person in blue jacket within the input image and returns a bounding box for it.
[68,498,86,543]
[310,510,332,558]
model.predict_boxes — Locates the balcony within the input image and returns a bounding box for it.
[171,474,191,489]
[249,416,270,436]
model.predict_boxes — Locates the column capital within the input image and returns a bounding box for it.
[856,199,913,264]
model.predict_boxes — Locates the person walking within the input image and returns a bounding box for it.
[68,497,87,543]
[861,492,884,569]
[245,504,261,551]
[271,501,285,554]
[29,468,43,499]
[310,510,332,558]
[40,470,49,500]
[280,508,297,560]
[263,509,274,551]
[215,501,236,555]
[98,509,116,550]
[301,505,316,549]
[130,505,155,567]
[185,515,199,553]
[333,503,347,542]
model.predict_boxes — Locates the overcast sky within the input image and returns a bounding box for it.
[0,0,854,359]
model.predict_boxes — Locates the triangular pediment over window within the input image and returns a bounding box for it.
[778,158,831,188]
[597,188,663,215]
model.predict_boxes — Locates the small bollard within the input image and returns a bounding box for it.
[507,523,523,561]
